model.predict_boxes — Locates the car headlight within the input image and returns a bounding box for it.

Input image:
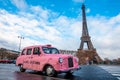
[59,58,63,63]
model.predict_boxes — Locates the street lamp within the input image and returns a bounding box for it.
[18,36,24,52]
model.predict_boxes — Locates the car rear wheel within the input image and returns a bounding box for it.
[45,66,56,76]
[19,65,26,72]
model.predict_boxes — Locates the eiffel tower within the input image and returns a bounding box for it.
[77,4,102,64]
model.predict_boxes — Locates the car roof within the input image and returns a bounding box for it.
[23,44,53,49]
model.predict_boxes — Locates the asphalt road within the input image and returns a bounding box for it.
[0,64,119,80]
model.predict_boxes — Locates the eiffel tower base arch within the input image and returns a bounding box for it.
[77,49,102,65]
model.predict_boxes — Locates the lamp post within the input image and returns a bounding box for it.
[18,36,24,52]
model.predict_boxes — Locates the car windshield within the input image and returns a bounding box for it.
[42,47,59,54]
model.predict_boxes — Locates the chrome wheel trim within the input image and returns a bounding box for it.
[46,66,53,75]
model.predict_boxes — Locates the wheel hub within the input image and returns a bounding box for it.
[46,67,53,75]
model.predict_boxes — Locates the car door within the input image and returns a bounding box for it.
[23,48,33,69]
[31,47,41,70]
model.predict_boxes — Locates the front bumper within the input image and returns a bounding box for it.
[57,66,81,73]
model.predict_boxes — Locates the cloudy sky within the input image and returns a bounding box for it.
[0,0,120,60]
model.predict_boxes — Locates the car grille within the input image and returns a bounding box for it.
[68,57,73,67]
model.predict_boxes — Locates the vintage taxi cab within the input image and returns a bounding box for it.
[16,44,79,76]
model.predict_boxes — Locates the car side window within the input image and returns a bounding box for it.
[26,48,32,55]
[33,47,40,55]
[21,49,26,55]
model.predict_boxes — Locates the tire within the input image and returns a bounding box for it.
[19,65,26,72]
[45,66,56,76]
[65,71,73,79]
[66,71,73,76]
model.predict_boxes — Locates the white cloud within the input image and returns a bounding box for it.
[87,15,120,59]
[30,6,49,20]
[0,3,120,60]
[86,8,90,13]
[11,0,28,11]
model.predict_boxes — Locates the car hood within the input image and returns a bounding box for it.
[43,54,73,58]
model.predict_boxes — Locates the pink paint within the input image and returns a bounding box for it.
[16,45,79,76]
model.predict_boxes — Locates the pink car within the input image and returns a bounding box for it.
[16,44,80,76]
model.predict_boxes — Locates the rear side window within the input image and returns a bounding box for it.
[21,49,26,55]
[26,48,32,55]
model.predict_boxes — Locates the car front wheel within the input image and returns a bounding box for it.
[45,66,56,76]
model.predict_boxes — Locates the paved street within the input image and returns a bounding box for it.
[0,64,119,80]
